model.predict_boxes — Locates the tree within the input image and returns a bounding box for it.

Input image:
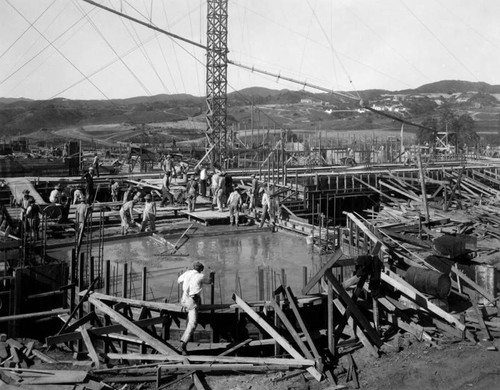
[417,117,438,145]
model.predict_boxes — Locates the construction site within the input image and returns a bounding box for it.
[1,1,500,390]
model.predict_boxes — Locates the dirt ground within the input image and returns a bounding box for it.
[152,336,500,390]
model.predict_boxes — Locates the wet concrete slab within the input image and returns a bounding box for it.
[49,224,324,304]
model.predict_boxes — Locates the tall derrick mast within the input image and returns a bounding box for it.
[206,0,228,167]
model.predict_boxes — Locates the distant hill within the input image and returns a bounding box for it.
[1,79,499,136]
[401,80,500,94]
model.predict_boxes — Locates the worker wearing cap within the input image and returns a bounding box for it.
[140,194,156,232]
[227,186,242,226]
[177,262,213,355]
[17,189,33,213]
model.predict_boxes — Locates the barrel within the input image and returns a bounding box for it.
[404,267,451,299]
[475,265,497,306]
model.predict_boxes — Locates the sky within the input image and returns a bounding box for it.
[0,0,499,100]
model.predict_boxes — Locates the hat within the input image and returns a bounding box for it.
[144,194,152,200]
[22,189,30,194]
[251,174,255,178]
[167,154,172,158]
[89,167,95,171]
[28,198,35,204]
[193,261,204,272]
[55,184,62,190]
[259,187,265,193]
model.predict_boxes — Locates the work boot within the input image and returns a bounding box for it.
[181,342,188,355]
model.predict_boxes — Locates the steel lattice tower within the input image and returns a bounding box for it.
[206,0,228,167]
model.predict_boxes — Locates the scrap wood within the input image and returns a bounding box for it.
[451,265,498,306]
[232,293,322,381]
[89,296,178,356]
[346,354,359,389]
[302,249,344,295]
[332,299,378,358]
[325,269,382,348]
[89,296,208,390]
[380,269,472,340]
[3,369,88,385]
[106,353,315,367]
[470,294,494,344]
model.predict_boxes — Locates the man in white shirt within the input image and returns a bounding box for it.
[177,262,213,354]
[227,186,242,226]
[140,194,156,232]
[49,184,62,204]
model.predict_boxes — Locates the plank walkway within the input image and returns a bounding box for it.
[182,207,232,226]
[4,177,45,205]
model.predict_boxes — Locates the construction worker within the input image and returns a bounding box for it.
[259,188,276,228]
[186,176,199,212]
[49,184,62,204]
[25,198,41,240]
[83,167,95,204]
[73,186,85,205]
[177,262,213,355]
[227,186,242,226]
[140,194,156,232]
[199,164,207,197]
[210,169,221,211]
[92,153,100,177]
[160,173,174,207]
[249,174,259,217]
[17,189,34,218]
[111,180,120,202]
[75,199,88,236]
[120,198,139,235]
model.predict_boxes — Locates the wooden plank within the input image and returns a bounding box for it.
[79,327,100,367]
[89,296,179,355]
[47,315,168,345]
[333,299,378,358]
[325,270,382,347]
[284,287,321,360]
[106,353,314,366]
[381,270,466,332]
[302,249,344,295]
[451,265,497,305]
[269,301,314,360]
[218,338,252,357]
[232,294,322,381]
[88,292,184,313]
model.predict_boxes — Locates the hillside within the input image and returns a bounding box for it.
[1,80,499,137]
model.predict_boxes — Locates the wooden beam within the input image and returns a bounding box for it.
[325,270,382,347]
[232,294,322,381]
[333,299,378,358]
[381,270,467,333]
[269,300,314,360]
[451,265,497,306]
[46,316,168,345]
[79,327,100,367]
[89,296,179,355]
[302,249,344,295]
[106,353,315,367]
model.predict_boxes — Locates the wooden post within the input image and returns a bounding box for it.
[258,267,265,301]
[104,260,111,296]
[302,266,308,289]
[327,279,335,355]
[121,263,128,354]
[141,267,147,301]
